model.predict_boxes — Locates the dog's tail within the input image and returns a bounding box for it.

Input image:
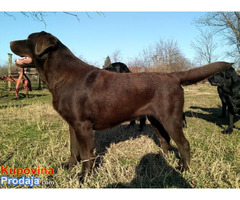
[172,62,234,86]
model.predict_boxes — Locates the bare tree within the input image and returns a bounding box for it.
[140,39,191,72]
[155,39,183,67]
[195,12,240,61]
[127,58,145,72]
[139,45,154,68]
[4,12,104,27]
[111,50,122,62]
[191,30,218,64]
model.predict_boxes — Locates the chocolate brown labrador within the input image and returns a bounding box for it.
[10,31,233,181]
[104,62,146,130]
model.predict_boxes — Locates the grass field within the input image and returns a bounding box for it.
[0,83,239,188]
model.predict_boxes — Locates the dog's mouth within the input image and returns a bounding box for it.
[15,56,33,67]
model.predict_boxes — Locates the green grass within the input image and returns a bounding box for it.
[0,84,239,188]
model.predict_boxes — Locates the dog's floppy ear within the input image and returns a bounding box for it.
[35,31,58,56]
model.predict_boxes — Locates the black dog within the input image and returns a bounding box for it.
[104,62,131,73]
[208,67,240,134]
[104,62,146,130]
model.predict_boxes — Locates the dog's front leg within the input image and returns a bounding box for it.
[222,113,234,134]
[62,125,82,170]
[220,102,227,118]
[72,121,95,183]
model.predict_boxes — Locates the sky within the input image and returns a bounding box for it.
[1,0,236,68]
[0,12,208,67]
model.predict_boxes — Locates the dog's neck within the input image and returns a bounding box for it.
[35,49,97,93]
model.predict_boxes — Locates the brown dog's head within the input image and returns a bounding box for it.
[10,31,58,67]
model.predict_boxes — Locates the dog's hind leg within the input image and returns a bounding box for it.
[139,116,146,131]
[129,120,136,126]
[148,116,171,155]
[182,113,187,128]
[161,117,190,171]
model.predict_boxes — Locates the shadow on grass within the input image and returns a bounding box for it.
[94,124,160,156]
[13,93,48,100]
[0,103,30,110]
[0,93,28,100]
[106,153,192,188]
[94,124,181,158]
[0,92,48,109]
[186,106,240,130]
[94,124,191,188]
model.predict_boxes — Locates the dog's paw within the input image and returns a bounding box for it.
[61,161,77,170]
[176,160,189,172]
